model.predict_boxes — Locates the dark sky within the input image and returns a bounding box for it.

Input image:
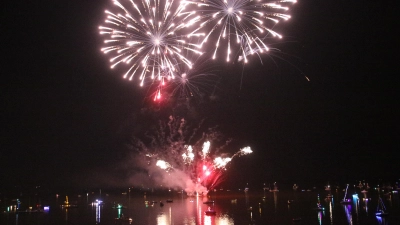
[1,0,397,189]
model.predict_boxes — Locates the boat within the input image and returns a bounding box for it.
[90,199,104,206]
[357,181,364,189]
[242,182,249,192]
[340,184,352,205]
[60,196,78,208]
[263,183,270,191]
[375,197,389,217]
[358,181,370,193]
[269,182,279,192]
[325,183,331,191]
[313,194,325,211]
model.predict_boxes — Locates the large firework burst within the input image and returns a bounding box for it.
[183,0,296,63]
[99,0,202,87]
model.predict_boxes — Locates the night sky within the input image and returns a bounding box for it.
[1,1,397,190]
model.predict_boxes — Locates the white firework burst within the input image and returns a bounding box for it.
[183,0,296,63]
[99,0,202,87]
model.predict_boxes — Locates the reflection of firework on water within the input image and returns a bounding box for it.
[129,116,252,195]
[184,0,296,62]
[99,0,202,87]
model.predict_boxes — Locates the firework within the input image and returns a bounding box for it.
[99,0,202,88]
[151,53,220,101]
[213,157,231,169]
[182,145,195,163]
[183,0,296,63]
[156,160,173,170]
[129,116,252,195]
[155,140,252,194]
[233,146,253,157]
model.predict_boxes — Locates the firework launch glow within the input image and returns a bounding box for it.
[128,116,252,195]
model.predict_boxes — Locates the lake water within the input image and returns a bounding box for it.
[1,188,399,225]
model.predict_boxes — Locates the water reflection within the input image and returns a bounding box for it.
[317,211,323,225]
[4,189,399,225]
[204,215,212,225]
[327,200,333,225]
[197,196,203,225]
[95,203,101,224]
[343,204,353,225]
[65,208,68,222]
[323,193,334,225]
[376,216,389,225]
[273,192,278,213]
[91,199,102,224]
[157,212,168,225]
[216,214,233,224]
[354,196,359,224]
[362,194,369,213]
[169,206,172,224]
[153,194,237,225]
[365,199,370,213]
[245,190,249,210]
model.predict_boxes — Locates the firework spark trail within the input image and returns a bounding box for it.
[130,116,252,195]
[160,53,220,101]
[232,146,253,158]
[183,0,296,63]
[99,0,203,90]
